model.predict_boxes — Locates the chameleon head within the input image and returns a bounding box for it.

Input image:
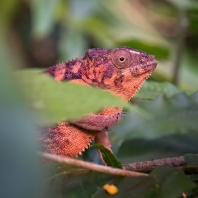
[109,47,157,76]
[84,46,157,101]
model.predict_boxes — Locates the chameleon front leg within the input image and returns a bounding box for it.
[70,112,125,132]
[71,111,125,160]
[95,130,112,152]
[95,130,112,165]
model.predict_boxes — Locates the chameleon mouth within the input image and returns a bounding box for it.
[146,59,158,70]
[142,59,158,71]
[129,59,157,77]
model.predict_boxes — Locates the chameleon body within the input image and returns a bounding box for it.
[40,46,157,157]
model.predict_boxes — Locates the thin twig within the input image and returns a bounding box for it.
[123,165,198,175]
[122,155,186,171]
[38,152,148,177]
[123,155,198,174]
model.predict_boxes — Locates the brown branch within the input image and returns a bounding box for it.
[122,155,198,175]
[39,152,198,176]
[123,165,198,175]
[122,156,186,172]
[38,152,148,177]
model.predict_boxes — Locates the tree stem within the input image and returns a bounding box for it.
[172,8,188,85]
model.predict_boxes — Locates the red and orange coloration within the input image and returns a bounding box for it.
[40,46,157,158]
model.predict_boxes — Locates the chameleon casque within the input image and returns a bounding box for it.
[40,46,157,158]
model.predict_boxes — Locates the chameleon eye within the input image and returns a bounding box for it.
[119,57,125,62]
[110,49,132,69]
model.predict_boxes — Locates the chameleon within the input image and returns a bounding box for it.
[39,46,157,158]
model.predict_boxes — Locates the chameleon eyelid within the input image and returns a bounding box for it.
[110,49,132,69]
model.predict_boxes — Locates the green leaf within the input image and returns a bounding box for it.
[150,166,196,198]
[95,166,196,198]
[43,166,113,198]
[58,26,88,61]
[43,164,196,198]
[31,0,60,38]
[113,92,198,139]
[45,162,156,198]
[169,0,198,9]
[94,176,158,198]
[70,0,101,18]
[92,144,122,169]
[14,69,129,124]
[134,81,182,100]
[117,132,198,163]
[0,0,19,26]
[110,92,198,153]
[184,153,198,165]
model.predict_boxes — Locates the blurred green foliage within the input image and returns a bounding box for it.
[15,70,129,124]
[1,0,198,197]
[2,0,197,89]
